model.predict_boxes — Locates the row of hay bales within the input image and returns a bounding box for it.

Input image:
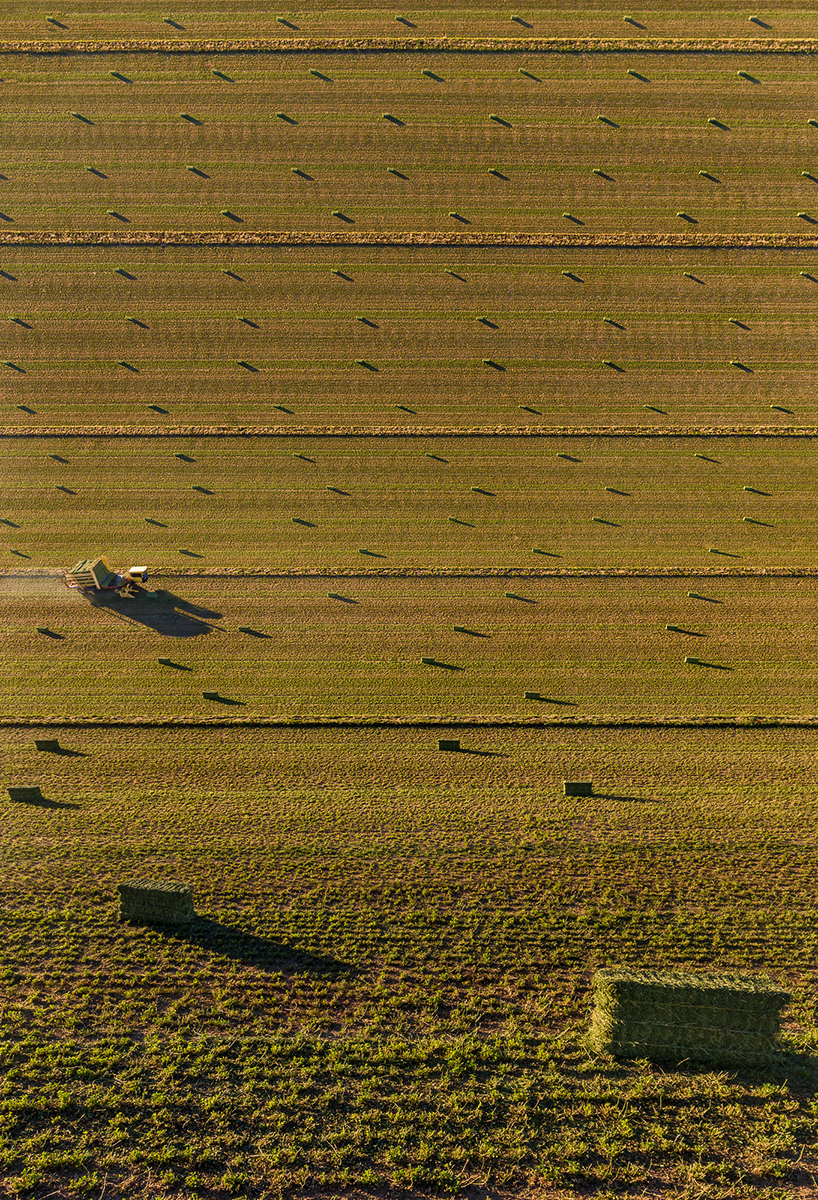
[115,877,792,1070]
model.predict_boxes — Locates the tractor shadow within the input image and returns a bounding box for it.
[153,918,355,975]
[88,589,223,639]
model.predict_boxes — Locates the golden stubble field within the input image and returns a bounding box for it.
[4,573,818,719]
[1,51,818,234]
[3,244,818,427]
[3,433,815,567]
[3,3,818,41]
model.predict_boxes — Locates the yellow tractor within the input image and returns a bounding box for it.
[63,556,148,599]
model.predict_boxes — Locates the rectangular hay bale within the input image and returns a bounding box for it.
[8,786,43,802]
[117,878,196,925]
[438,738,460,751]
[564,780,593,796]
[34,739,60,752]
[588,967,791,1066]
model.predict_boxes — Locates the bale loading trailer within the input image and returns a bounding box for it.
[63,556,148,599]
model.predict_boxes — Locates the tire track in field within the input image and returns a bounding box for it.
[3,715,818,730]
[1,232,818,250]
[4,566,818,579]
[2,426,818,439]
[0,38,817,54]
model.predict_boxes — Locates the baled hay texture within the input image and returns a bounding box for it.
[589,968,791,1065]
[118,878,196,924]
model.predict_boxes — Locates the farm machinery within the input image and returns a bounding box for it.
[63,556,149,599]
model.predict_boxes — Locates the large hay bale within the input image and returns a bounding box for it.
[564,780,593,796]
[588,967,791,1067]
[8,786,44,802]
[117,879,196,926]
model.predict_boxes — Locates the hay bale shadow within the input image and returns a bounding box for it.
[9,794,80,810]
[159,917,355,975]
[592,792,664,804]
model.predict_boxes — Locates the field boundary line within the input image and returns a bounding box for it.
[3,716,818,730]
[3,425,818,439]
[3,231,818,249]
[5,566,818,579]
[1,38,817,54]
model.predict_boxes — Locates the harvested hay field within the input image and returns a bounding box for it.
[3,433,817,569]
[2,51,818,236]
[4,574,818,720]
[4,20,818,1200]
[3,244,818,429]
[1,720,817,1194]
[4,3,818,41]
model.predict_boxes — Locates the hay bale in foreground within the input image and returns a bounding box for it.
[8,786,44,802]
[564,780,593,796]
[118,879,196,925]
[589,967,791,1067]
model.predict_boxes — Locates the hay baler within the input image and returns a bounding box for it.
[63,556,148,599]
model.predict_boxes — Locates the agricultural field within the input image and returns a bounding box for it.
[0,52,818,236]
[1,722,818,1195]
[3,435,817,568]
[4,245,818,429]
[5,574,818,720]
[2,3,818,42]
[3,17,818,1200]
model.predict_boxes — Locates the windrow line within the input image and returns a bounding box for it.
[3,426,818,439]
[3,715,818,730]
[0,38,816,54]
[5,566,818,579]
[2,232,818,249]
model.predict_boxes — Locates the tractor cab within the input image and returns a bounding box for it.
[64,556,148,598]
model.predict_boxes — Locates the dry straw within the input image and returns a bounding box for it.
[589,967,791,1066]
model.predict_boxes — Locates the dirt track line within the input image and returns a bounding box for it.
[3,426,818,439]
[2,716,817,730]
[1,231,818,249]
[5,566,818,580]
[0,37,815,54]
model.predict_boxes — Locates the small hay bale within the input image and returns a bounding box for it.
[118,878,195,925]
[588,967,791,1066]
[564,781,592,796]
[438,738,460,752]
[34,739,60,752]
[8,786,43,802]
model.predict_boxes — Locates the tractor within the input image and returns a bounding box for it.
[63,556,148,599]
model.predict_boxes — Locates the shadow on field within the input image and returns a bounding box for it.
[593,792,664,804]
[10,795,81,810]
[88,589,223,638]
[161,918,354,975]
[561,1048,818,1091]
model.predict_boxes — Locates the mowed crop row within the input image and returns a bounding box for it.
[3,719,818,1193]
[5,575,818,719]
[4,244,818,427]
[4,435,815,568]
[4,2,818,41]
[3,52,818,234]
